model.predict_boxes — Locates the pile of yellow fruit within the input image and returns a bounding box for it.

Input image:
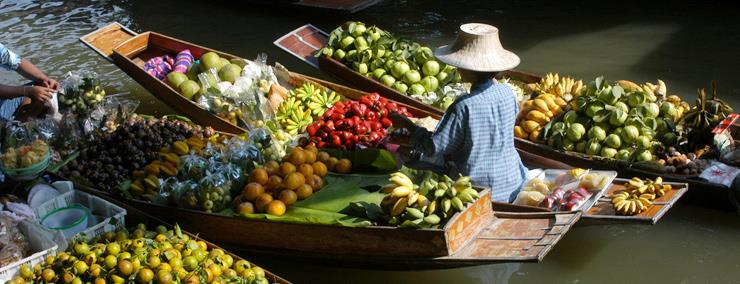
[515,73,584,142]
[130,137,212,198]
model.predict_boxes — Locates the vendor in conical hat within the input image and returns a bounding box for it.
[390,23,527,202]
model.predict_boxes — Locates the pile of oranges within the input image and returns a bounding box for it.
[235,145,352,216]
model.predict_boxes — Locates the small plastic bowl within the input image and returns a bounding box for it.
[41,205,89,238]
[2,149,51,180]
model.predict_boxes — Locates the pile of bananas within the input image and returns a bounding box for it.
[276,97,313,136]
[381,172,479,228]
[516,73,582,142]
[130,138,208,199]
[612,177,670,215]
[276,83,341,136]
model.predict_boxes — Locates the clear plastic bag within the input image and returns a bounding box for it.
[0,215,28,267]
[59,71,106,117]
[197,173,232,212]
[172,180,199,209]
[153,177,180,205]
[179,153,208,181]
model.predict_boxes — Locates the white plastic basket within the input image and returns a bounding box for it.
[0,221,58,282]
[33,190,126,251]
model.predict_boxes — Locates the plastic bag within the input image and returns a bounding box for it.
[197,173,232,212]
[179,153,208,181]
[153,177,180,205]
[59,71,106,117]
[0,215,28,267]
[172,180,199,209]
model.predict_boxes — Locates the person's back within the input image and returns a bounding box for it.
[450,81,526,202]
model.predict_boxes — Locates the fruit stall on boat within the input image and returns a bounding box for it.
[0,182,290,284]
[12,22,591,267]
[278,22,740,211]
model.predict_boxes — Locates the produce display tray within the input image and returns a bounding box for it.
[533,169,617,213]
[583,179,688,224]
[0,221,58,282]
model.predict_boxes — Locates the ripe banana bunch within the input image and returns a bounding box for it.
[381,172,436,227]
[307,89,341,117]
[612,177,671,215]
[515,92,569,142]
[531,73,584,102]
[612,191,654,215]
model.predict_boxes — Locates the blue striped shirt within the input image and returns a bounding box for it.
[411,80,527,202]
[0,43,22,71]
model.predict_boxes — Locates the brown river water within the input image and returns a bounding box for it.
[2,0,740,283]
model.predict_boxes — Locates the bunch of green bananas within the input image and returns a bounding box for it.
[381,172,479,228]
[307,89,341,117]
[276,96,313,136]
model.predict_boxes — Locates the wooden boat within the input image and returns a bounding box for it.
[51,174,581,268]
[274,24,733,210]
[90,190,292,283]
[80,22,441,136]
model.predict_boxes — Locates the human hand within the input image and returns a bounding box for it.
[27,86,54,103]
[389,112,414,130]
[41,78,60,90]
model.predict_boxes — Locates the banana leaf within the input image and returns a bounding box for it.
[236,179,383,227]
[323,148,398,173]
[324,172,389,189]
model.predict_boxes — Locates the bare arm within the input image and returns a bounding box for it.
[15,59,59,90]
[0,84,54,102]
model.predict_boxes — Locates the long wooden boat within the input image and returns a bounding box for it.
[275,25,733,210]
[57,183,292,283]
[53,174,581,268]
[80,22,441,136]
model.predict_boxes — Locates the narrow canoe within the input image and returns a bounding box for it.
[54,171,579,268]
[79,22,442,137]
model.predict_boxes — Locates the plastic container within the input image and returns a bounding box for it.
[27,183,61,208]
[40,205,90,239]
[33,190,126,251]
[0,221,58,282]
[1,150,51,180]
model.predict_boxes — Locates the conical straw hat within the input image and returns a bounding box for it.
[434,23,520,72]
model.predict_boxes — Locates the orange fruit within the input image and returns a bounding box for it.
[249,168,269,185]
[255,193,273,212]
[242,183,264,201]
[279,162,296,177]
[305,145,319,156]
[295,184,313,200]
[326,157,339,171]
[309,175,324,191]
[231,195,243,209]
[278,190,298,206]
[265,175,283,192]
[237,202,254,214]
[335,159,352,173]
[317,152,331,163]
[283,172,306,190]
[312,162,328,177]
[298,163,314,178]
[288,149,306,166]
[304,150,317,164]
[266,200,286,216]
[264,161,280,175]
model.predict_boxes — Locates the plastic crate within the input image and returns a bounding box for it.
[33,190,126,251]
[0,221,58,282]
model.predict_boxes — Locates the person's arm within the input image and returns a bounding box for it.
[0,84,54,102]
[16,59,59,90]
[390,105,466,158]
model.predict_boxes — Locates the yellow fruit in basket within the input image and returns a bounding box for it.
[335,159,352,173]
[312,162,328,177]
[326,157,339,171]
[526,110,550,125]
[317,152,331,163]
[242,183,264,201]
[303,150,317,164]
[521,120,541,133]
[296,184,313,200]
[529,129,542,142]
[264,161,280,175]
[279,162,296,177]
[255,193,274,213]
[532,99,549,112]
[542,96,559,111]
[279,190,298,206]
[514,126,528,138]
[288,149,307,166]
[265,175,283,192]
[310,174,324,191]
[554,97,567,107]
[249,168,269,186]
